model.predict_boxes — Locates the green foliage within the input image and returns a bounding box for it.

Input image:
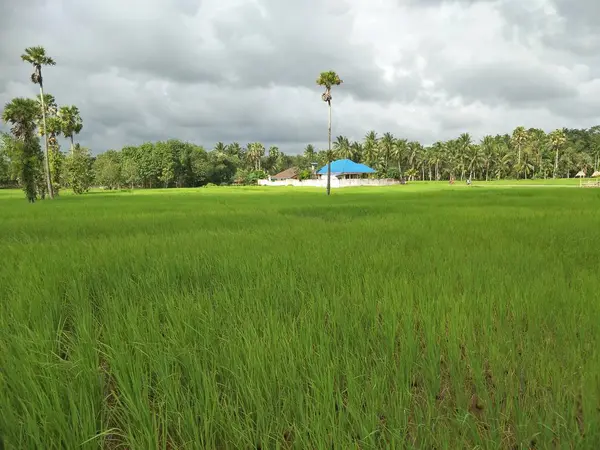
[49,146,65,195]
[58,105,83,148]
[94,150,122,189]
[0,187,599,447]
[316,70,343,88]
[244,169,268,185]
[65,145,93,194]
[298,168,313,180]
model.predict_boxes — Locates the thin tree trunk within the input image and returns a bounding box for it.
[70,135,74,155]
[327,101,331,196]
[554,148,559,179]
[39,84,54,199]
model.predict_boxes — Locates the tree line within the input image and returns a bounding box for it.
[3,50,600,202]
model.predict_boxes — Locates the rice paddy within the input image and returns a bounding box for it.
[1,184,599,449]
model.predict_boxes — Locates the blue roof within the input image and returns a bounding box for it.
[317,159,376,175]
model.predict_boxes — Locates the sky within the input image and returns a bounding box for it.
[1,0,600,154]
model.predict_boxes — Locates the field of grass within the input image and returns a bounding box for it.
[1,185,600,449]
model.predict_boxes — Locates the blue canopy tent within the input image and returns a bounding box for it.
[317,159,376,179]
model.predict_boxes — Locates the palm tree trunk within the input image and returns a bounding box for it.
[327,101,331,196]
[70,135,74,155]
[554,148,559,179]
[39,84,54,199]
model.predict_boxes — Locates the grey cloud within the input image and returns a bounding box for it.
[442,63,577,105]
[2,0,600,154]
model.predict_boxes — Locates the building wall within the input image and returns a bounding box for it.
[258,178,400,188]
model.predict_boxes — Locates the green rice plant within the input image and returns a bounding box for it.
[1,185,599,449]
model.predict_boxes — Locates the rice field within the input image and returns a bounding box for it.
[1,184,599,449]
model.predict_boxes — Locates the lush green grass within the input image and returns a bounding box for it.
[1,185,599,449]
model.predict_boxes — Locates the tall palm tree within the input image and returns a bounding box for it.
[2,98,40,202]
[407,141,422,180]
[392,138,407,176]
[363,131,378,167]
[457,133,472,180]
[379,132,395,174]
[58,105,83,154]
[316,70,343,196]
[549,129,567,179]
[37,96,64,194]
[480,136,496,181]
[511,126,529,179]
[22,46,56,199]
[430,142,444,180]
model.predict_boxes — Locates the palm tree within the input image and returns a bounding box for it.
[350,141,363,162]
[303,144,316,161]
[363,131,378,167]
[511,126,529,179]
[392,138,407,177]
[480,136,496,181]
[316,70,343,196]
[226,142,243,159]
[549,129,567,179]
[430,142,444,180]
[457,133,472,180]
[213,142,227,154]
[58,105,83,154]
[466,144,484,180]
[333,135,352,159]
[407,141,422,180]
[22,46,56,199]
[379,132,395,174]
[2,98,40,202]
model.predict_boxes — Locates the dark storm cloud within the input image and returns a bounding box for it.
[2,0,600,153]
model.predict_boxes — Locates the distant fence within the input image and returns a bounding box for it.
[258,178,400,188]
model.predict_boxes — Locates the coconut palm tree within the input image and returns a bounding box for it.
[430,141,444,180]
[379,132,395,174]
[480,136,496,181]
[22,46,56,198]
[350,141,363,162]
[58,105,83,154]
[457,133,473,180]
[2,98,40,202]
[511,126,529,179]
[333,135,352,159]
[363,131,378,167]
[549,129,567,179]
[392,138,407,177]
[316,70,343,196]
[303,144,317,167]
[213,142,227,154]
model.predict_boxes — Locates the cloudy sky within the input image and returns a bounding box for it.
[1,0,599,154]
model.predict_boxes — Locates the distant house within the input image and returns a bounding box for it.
[317,159,376,180]
[271,167,299,181]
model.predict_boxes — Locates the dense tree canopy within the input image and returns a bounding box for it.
[2,126,600,193]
